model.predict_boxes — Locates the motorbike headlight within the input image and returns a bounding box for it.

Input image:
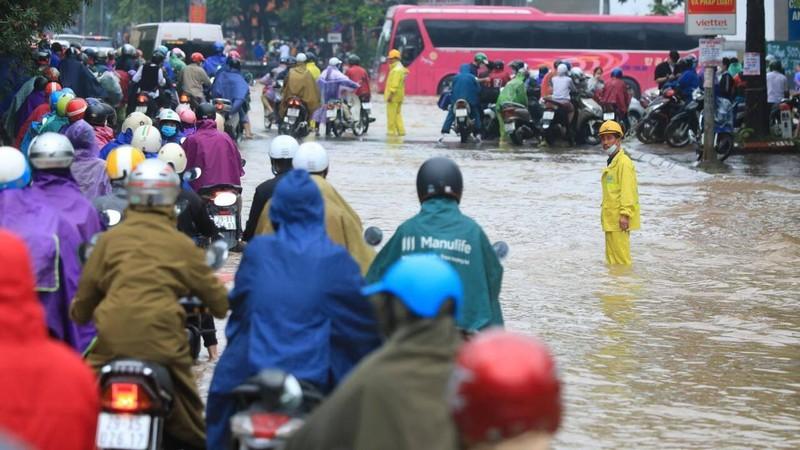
[213,192,238,207]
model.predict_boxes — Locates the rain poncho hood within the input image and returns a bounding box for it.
[99,128,133,160]
[66,119,112,199]
[206,170,380,449]
[282,65,321,113]
[0,230,100,450]
[183,119,244,190]
[451,63,481,106]
[3,76,36,138]
[59,55,106,99]
[203,53,227,77]
[211,67,249,114]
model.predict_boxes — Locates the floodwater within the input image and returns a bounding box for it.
[196,94,800,449]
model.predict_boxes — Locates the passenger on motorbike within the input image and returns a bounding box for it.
[255,142,375,274]
[471,52,490,82]
[596,68,632,130]
[169,47,187,75]
[180,108,197,137]
[243,135,299,242]
[448,330,563,450]
[495,65,529,142]
[306,51,322,80]
[285,254,463,450]
[280,53,321,123]
[664,58,700,100]
[206,169,381,449]
[438,63,483,143]
[58,47,107,99]
[131,50,167,113]
[20,90,74,154]
[550,63,577,136]
[99,111,152,159]
[92,145,146,222]
[314,57,360,135]
[85,102,114,148]
[180,52,212,106]
[345,54,371,122]
[64,101,112,199]
[157,108,185,144]
[211,52,254,139]
[366,157,504,333]
[182,102,244,191]
[131,124,164,157]
[203,41,227,77]
[71,159,229,450]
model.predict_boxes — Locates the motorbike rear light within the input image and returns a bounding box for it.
[780,103,792,111]
[501,108,516,120]
[664,89,675,98]
[180,94,190,103]
[289,99,301,107]
[103,382,152,412]
[231,413,292,439]
[213,191,238,207]
[215,102,224,111]
[137,94,148,103]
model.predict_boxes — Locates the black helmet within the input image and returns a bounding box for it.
[33,76,48,92]
[509,60,526,73]
[84,48,98,60]
[228,58,242,70]
[102,102,117,128]
[306,51,317,62]
[348,54,361,65]
[197,102,216,120]
[85,103,108,126]
[493,60,504,71]
[416,157,463,204]
[151,52,165,64]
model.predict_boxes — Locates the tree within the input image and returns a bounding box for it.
[0,0,85,65]
[617,0,684,16]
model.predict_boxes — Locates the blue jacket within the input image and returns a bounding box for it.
[211,67,249,114]
[99,129,133,160]
[666,70,701,100]
[451,63,480,107]
[206,169,380,449]
[203,53,227,77]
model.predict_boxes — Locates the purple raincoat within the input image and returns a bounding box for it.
[312,66,360,123]
[66,119,112,199]
[182,119,244,190]
[0,186,98,351]
[16,90,46,132]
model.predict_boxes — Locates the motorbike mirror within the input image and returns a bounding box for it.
[103,209,122,227]
[78,233,101,265]
[206,239,229,270]
[241,159,247,168]
[492,241,509,260]
[182,167,202,183]
[364,226,383,246]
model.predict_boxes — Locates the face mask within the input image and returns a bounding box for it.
[605,143,619,156]
[161,125,177,137]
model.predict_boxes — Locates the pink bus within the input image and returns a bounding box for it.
[375,5,699,97]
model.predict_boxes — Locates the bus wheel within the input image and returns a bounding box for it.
[437,75,455,95]
[621,77,641,100]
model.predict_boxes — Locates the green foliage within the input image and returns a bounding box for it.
[617,0,685,16]
[107,0,162,31]
[0,0,84,66]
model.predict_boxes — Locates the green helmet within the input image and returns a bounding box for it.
[474,52,488,64]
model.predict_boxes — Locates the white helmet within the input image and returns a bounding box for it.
[296,53,307,63]
[126,159,181,206]
[328,57,342,67]
[157,108,180,123]
[0,146,31,190]
[171,48,185,59]
[570,67,584,78]
[269,135,300,160]
[557,64,568,75]
[29,132,75,169]
[157,143,187,173]
[293,142,329,173]
[131,125,163,154]
[121,112,153,134]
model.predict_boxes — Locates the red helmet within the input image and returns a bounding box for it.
[191,52,205,63]
[178,109,196,125]
[44,82,62,96]
[42,66,60,82]
[66,98,88,123]
[449,330,562,445]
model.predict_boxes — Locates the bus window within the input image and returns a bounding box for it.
[589,23,647,50]
[393,19,423,66]
[645,24,698,51]
[376,19,392,62]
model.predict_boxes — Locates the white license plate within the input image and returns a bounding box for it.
[326,109,337,119]
[287,108,300,117]
[543,111,555,120]
[603,112,615,120]
[135,106,147,113]
[362,102,372,110]
[455,109,468,117]
[213,215,236,230]
[96,413,151,450]
[505,123,515,132]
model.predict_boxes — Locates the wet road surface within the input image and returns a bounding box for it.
[195,94,800,449]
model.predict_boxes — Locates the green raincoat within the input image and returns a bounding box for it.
[495,75,528,139]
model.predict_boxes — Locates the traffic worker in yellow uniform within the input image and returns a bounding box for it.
[599,120,640,265]
[384,49,409,136]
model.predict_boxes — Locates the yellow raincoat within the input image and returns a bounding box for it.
[255,175,375,274]
[307,62,321,81]
[280,65,321,116]
[384,61,408,135]
[601,148,640,265]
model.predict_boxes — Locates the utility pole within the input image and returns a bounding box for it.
[744,0,768,137]
[702,64,716,161]
[160,0,164,22]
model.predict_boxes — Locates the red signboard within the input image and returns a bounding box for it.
[686,0,736,15]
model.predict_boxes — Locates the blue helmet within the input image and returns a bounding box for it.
[0,146,32,191]
[611,68,623,78]
[362,254,463,318]
[213,41,224,53]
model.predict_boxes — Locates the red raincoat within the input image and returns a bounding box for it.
[597,77,631,115]
[14,103,50,148]
[0,229,99,450]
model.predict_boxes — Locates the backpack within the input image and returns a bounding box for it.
[437,90,452,111]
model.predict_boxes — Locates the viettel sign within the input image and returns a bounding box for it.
[685,0,737,36]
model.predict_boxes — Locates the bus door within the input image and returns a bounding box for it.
[392,19,425,94]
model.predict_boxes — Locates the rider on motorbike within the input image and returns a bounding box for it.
[180,52,212,106]
[182,102,244,191]
[596,68,632,130]
[64,103,112,199]
[495,64,529,142]
[85,102,115,148]
[306,51,322,80]
[203,41,227,77]
[438,64,482,143]
[345,54,371,122]
[314,57,360,135]
[280,53,321,122]
[99,111,152,159]
[130,49,167,114]
[206,169,381,449]
[157,108,184,144]
[286,254,463,450]
[366,157,504,333]
[70,159,229,450]
[211,52,254,139]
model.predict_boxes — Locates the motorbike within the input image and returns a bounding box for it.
[228,370,324,449]
[263,78,283,131]
[133,92,156,118]
[213,98,243,143]
[635,88,685,144]
[279,96,310,139]
[541,91,602,146]
[664,88,704,148]
[352,94,374,136]
[198,184,243,251]
[499,101,539,146]
[324,99,359,137]
[694,97,736,162]
[769,95,800,138]
[452,98,478,143]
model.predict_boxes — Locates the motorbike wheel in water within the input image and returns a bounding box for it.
[626,112,641,138]
[716,132,734,161]
[509,125,523,146]
[665,120,692,148]
[352,117,366,136]
[583,120,601,146]
[636,117,661,144]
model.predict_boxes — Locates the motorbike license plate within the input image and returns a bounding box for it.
[505,123,516,132]
[603,112,615,121]
[287,108,300,117]
[326,109,337,119]
[362,102,372,110]
[543,111,555,120]
[135,106,147,113]
[455,109,468,118]
[96,413,151,450]
[213,215,236,230]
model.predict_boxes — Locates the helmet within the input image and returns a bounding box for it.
[448,330,562,445]
[387,49,401,60]
[509,60,526,73]
[557,63,568,75]
[227,50,241,64]
[84,48,97,60]
[29,132,75,169]
[0,146,32,191]
[191,52,205,63]
[292,142,329,173]
[121,44,136,56]
[328,57,342,67]
[361,254,463,318]
[121,112,153,134]
[85,102,108,126]
[306,51,317,62]
[171,48,185,59]
[178,109,196,125]
[157,143,187,173]
[151,51,165,64]
[55,93,76,117]
[126,159,181,206]
[157,108,180,124]
[416,157,463,203]
[213,41,225,53]
[156,45,169,56]
[33,76,48,92]
[474,52,488,65]
[106,145,146,180]
[131,125,163,154]
[348,54,361,65]
[269,135,300,160]
[197,102,216,120]
[66,98,88,122]
[286,56,297,66]
[42,67,60,82]
[296,53,307,63]
[102,103,118,128]
[228,58,242,70]
[175,103,192,115]
[598,120,624,137]
[570,67,584,78]
[35,48,51,63]
[44,81,62,96]
[493,60,504,71]
[611,68,623,78]
[49,91,65,111]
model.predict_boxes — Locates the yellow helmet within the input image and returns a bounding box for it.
[55,93,76,117]
[387,49,401,60]
[106,145,146,180]
[598,120,624,137]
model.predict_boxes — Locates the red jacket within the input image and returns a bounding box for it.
[597,77,631,114]
[345,65,371,98]
[93,124,115,148]
[0,229,99,450]
[14,103,50,148]
[488,70,511,89]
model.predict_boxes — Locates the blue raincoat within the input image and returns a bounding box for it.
[442,64,482,134]
[206,170,380,449]
[203,53,227,77]
[99,129,133,160]
[211,67,249,114]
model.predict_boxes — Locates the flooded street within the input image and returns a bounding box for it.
[198,94,800,449]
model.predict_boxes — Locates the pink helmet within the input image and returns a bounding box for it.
[179,109,196,125]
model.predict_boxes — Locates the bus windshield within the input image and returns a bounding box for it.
[376,19,392,62]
